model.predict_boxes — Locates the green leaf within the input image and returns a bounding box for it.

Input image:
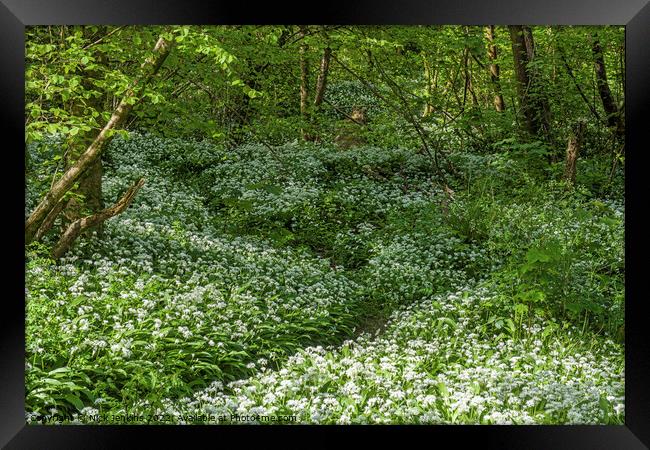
[263,185,283,195]
[565,302,584,314]
[518,289,545,303]
[437,382,449,398]
[526,248,551,264]
[599,396,611,420]
[237,199,253,211]
[245,183,265,190]
[514,303,528,315]
[64,394,85,411]
[437,317,456,330]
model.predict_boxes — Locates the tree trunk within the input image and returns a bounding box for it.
[422,54,436,117]
[461,47,470,110]
[462,27,479,108]
[591,34,624,140]
[25,35,174,245]
[63,114,104,235]
[62,27,106,236]
[485,25,506,112]
[564,120,586,185]
[52,178,145,259]
[313,46,331,108]
[523,26,552,141]
[298,26,311,141]
[468,66,479,106]
[307,45,331,142]
[509,25,551,139]
[509,25,533,133]
[34,198,69,242]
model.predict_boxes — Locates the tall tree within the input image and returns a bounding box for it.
[591,34,624,140]
[313,46,332,108]
[462,27,479,108]
[421,52,437,117]
[298,25,310,140]
[485,25,505,112]
[508,25,551,139]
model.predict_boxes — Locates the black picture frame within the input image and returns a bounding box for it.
[3,0,649,448]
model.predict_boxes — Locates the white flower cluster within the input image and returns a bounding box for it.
[25,133,624,425]
[161,284,624,425]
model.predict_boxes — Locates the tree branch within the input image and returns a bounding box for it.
[559,49,603,124]
[82,26,126,50]
[51,178,145,259]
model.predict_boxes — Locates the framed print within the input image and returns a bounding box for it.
[3,0,649,447]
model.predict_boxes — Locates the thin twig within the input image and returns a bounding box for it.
[82,26,126,50]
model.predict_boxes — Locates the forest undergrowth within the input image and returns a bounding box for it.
[25,133,625,424]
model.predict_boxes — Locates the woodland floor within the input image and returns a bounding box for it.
[25,134,625,424]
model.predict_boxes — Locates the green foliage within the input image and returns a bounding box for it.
[25,133,624,424]
[24,23,625,425]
